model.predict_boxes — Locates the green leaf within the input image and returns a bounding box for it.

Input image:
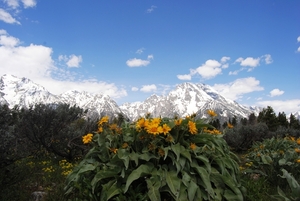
[261,155,273,164]
[129,151,139,166]
[117,148,129,170]
[91,169,119,193]
[171,143,182,161]
[106,181,122,201]
[165,170,181,198]
[278,158,286,166]
[124,163,154,193]
[146,176,161,201]
[187,180,198,201]
[191,165,214,198]
[180,148,192,162]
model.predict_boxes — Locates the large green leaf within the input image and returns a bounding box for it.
[146,176,161,201]
[124,163,154,193]
[91,169,119,193]
[191,165,214,198]
[100,180,122,201]
[187,180,198,201]
[171,143,182,161]
[165,170,181,198]
[117,148,130,169]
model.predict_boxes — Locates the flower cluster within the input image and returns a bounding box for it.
[59,159,74,176]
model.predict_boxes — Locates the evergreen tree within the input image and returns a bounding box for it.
[257,106,278,131]
[289,114,300,130]
[277,112,288,128]
[240,118,248,126]
[248,113,257,125]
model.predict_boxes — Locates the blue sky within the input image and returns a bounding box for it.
[0,0,299,114]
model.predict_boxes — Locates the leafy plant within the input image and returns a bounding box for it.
[65,114,244,200]
[271,169,300,201]
[243,137,300,187]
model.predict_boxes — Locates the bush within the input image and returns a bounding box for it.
[223,123,269,152]
[242,137,300,188]
[65,115,244,201]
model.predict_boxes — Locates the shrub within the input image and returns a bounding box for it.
[65,114,244,201]
[223,123,269,152]
[242,137,300,188]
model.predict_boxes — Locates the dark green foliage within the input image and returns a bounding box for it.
[223,123,269,152]
[290,113,300,130]
[248,113,257,125]
[257,106,278,131]
[277,112,288,128]
[16,103,97,161]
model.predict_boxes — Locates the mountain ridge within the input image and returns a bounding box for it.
[1,74,297,122]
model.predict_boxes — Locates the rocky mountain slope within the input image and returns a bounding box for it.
[0,74,264,122]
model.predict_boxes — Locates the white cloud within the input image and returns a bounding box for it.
[177,74,191,80]
[136,48,144,54]
[213,77,264,100]
[146,5,157,13]
[21,0,37,8]
[126,55,153,67]
[140,84,157,92]
[4,0,19,8]
[58,54,83,68]
[264,54,273,64]
[147,54,154,60]
[66,55,82,68]
[235,57,260,68]
[0,31,20,47]
[298,47,300,52]
[191,59,222,79]
[297,36,300,43]
[131,87,139,91]
[221,56,230,63]
[0,8,20,24]
[269,88,284,97]
[256,99,300,114]
[0,30,127,100]
[126,58,150,67]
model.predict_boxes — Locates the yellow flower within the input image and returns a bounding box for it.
[190,143,197,150]
[188,121,198,134]
[296,159,300,163]
[297,138,300,145]
[151,117,161,125]
[227,123,234,129]
[175,118,182,126]
[97,126,103,133]
[207,109,217,117]
[136,118,145,128]
[82,133,93,144]
[109,123,118,130]
[146,123,163,135]
[110,147,118,154]
[158,148,165,157]
[295,148,300,153]
[122,142,129,149]
[291,137,295,141]
[98,116,109,126]
[161,124,171,135]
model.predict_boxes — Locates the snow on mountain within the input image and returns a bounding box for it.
[0,74,124,118]
[0,74,60,108]
[120,82,259,122]
[0,74,265,122]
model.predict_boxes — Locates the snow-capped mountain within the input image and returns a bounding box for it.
[0,74,263,122]
[0,74,124,118]
[120,82,258,121]
[0,74,60,107]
